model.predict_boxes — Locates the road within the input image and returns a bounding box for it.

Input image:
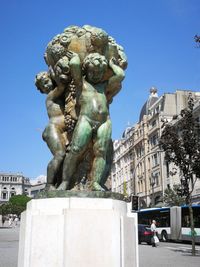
[0,227,200,267]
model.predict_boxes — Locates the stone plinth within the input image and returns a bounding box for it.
[18,197,138,267]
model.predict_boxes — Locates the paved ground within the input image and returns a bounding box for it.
[139,241,200,267]
[0,227,200,266]
[0,227,19,267]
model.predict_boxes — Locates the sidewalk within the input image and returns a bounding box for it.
[139,242,200,267]
[0,227,19,267]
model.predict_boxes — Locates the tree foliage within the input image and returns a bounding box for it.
[163,185,186,207]
[0,203,13,216]
[9,195,31,208]
[194,34,200,47]
[0,194,31,217]
[160,95,200,202]
[123,181,128,197]
[160,94,199,255]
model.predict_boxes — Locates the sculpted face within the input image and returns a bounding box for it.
[83,53,108,84]
[54,56,70,84]
[86,66,105,84]
[35,72,54,94]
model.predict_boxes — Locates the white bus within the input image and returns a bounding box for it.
[137,205,200,243]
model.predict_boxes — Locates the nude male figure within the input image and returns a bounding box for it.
[57,52,124,191]
[35,72,66,190]
[35,52,81,190]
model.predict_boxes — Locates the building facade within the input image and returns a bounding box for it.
[111,89,200,207]
[0,173,32,203]
[29,176,46,198]
[111,127,135,196]
[0,173,47,203]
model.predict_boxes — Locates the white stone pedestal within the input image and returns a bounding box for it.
[18,197,138,267]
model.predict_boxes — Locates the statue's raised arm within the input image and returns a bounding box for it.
[106,57,125,104]
[35,25,127,192]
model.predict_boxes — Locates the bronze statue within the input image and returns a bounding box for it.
[35,72,66,190]
[35,25,127,192]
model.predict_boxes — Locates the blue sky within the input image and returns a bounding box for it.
[1,0,200,179]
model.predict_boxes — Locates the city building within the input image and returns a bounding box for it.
[29,176,46,198]
[111,126,135,196]
[0,172,47,203]
[111,88,200,207]
[0,173,32,203]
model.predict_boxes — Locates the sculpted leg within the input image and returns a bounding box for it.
[42,124,66,190]
[101,139,113,190]
[91,119,112,191]
[46,151,65,190]
[57,116,92,190]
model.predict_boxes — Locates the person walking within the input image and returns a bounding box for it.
[14,216,19,227]
[151,220,158,247]
[8,217,13,228]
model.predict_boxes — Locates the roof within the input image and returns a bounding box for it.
[139,87,159,122]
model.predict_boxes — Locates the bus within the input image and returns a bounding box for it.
[137,205,200,243]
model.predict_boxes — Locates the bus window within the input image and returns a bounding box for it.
[138,208,170,227]
[182,207,200,228]
[193,207,200,228]
[138,205,200,242]
[182,207,190,227]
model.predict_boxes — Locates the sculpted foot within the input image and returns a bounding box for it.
[92,182,105,192]
[57,181,68,190]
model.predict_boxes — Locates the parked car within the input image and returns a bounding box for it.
[138,224,153,245]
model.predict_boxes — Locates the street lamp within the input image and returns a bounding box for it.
[150,174,156,207]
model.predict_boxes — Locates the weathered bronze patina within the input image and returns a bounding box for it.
[35,25,127,192]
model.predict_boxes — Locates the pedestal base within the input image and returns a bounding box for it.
[18,197,138,267]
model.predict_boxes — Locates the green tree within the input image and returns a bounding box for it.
[10,205,26,217]
[0,203,13,216]
[123,181,128,197]
[0,195,31,217]
[9,195,31,216]
[9,195,31,208]
[163,185,186,207]
[160,95,200,256]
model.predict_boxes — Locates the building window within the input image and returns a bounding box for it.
[150,133,158,147]
[10,192,16,197]
[166,161,169,177]
[154,173,159,186]
[2,192,7,199]
[148,157,150,170]
[141,180,143,192]
[151,120,156,127]
[152,153,159,167]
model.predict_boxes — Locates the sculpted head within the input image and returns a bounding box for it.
[83,53,108,83]
[45,43,66,66]
[35,72,54,94]
[83,25,108,48]
[54,56,70,84]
